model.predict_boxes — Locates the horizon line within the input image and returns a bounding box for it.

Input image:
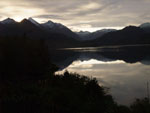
[0,17,147,32]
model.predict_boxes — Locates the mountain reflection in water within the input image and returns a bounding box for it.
[50,46,150,105]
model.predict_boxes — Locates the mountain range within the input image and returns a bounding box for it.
[76,29,116,41]
[88,26,150,46]
[0,18,150,48]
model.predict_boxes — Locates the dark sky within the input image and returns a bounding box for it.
[0,0,150,31]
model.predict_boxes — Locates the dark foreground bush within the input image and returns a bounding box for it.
[1,71,118,113]
[130,98,150,113]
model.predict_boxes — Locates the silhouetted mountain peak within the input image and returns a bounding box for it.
[43,20,55,28]
[140,22,150,28]
[78,31,90,33]
[97,29,116,32]
[139,22,150,33]
[123,25,137,29]
[28,17,40,26]
[76,29,116,41]
[122,26,142,32]
[20,18,41,31]
[21,18,29,23]
[43,20,66,29]
[20,19,37,26]
[1,18,16,24]
[47,20,54,24]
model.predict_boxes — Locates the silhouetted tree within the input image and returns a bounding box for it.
[0,36,57,81]
[130,98,150,113]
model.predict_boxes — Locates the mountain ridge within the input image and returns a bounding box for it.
[0,18,150,48]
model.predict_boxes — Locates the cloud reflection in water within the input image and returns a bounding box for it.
[56,59,150,105]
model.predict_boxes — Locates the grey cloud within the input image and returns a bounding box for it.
[0,0,150,31]
[33,14,68,20]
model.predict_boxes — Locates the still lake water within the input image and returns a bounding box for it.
[52,46,150,105]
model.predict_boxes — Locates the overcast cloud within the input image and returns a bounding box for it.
[0,0,150,31]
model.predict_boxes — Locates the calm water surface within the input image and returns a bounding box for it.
[53,46,150,105]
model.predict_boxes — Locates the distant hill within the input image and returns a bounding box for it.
[76,29,116,41]
[139,22,150,33]
[41,20,79,40]
[87,26,150,46]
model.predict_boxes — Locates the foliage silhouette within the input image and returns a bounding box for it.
[130,98,150,113]
[1,72,117,113]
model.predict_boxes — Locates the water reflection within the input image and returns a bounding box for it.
[51,46,150,105]
[56,59,150,105]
